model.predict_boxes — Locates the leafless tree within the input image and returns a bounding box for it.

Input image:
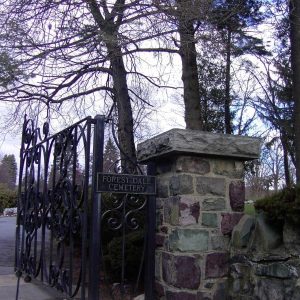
[0,0,177,167]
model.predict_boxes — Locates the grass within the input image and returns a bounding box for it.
[244,203,255,215]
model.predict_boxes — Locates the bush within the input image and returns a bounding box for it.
[103,230,145,282]
[0,183,17,213]
[254,185,300,225]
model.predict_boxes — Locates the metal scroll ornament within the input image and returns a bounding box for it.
[16,115,92,299]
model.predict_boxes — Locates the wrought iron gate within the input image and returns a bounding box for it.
[15,115,156,299]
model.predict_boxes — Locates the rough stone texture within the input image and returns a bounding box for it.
[197,291,213,300]
[213,280,229,300]
[291,284,300,300]
[255,262,298,279]
[136,129,258,299]
[230,261,252,276]
[211,235,230,251]
[229,215,300,300]
[165,290,198,300]
[169,174,194,195]
[156,234,165,247]
[169,228,209,252]
[137,128,261,163]
[202,213,218,228]
[221,213,244,235]
[156,210,163,227]
[251,213,282,252]
[160,226,168,234]
[162,252,201,289]
[156,158,173,174]
[179,196,200,226]
[155,252,162,280]
[155,281,165,298]
[164,196,200,226]
[206,252,229,279]
[157,178,169,198]
[213,160,244,179]
[253,278,285,300]
[156,198,164,209]
[203,198,226,211]
[175,156,210,174]
[283,222,300,255]
[231,215,255,248]
[164,196,180,225]
[196,177,225,196]
[229,181,245,212]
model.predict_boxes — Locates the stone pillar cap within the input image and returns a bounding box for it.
[137,128,261,163]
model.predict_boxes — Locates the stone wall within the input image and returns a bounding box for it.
[137,129,260,300]
[154,156,247,299]
[229,214,300,300]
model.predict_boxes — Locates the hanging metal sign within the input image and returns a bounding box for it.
[97,173,156,195]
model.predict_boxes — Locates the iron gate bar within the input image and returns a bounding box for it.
[15,114,156,300]
[80,116,92,300]
[15,115,96,299]
[88,115,105,300]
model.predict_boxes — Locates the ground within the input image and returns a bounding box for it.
[0,216,15,271]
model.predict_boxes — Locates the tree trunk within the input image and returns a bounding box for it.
[290,0,300,183]
[109,43,137,170]
[178,14,203,130]
[225,29,232,134]
[281,135,291,187]
[86,0,137,171]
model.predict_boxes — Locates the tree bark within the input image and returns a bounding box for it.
[290,0,300,183]
[178,12,203,130]
[225,29,232,134]
[86,0,137,170]
[108,41,137,169]
[281,134,291,187]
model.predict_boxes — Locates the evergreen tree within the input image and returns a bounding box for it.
[210,0,267,133]
[0,154,17,189]
[103,138,119,173]
[253,2,294,187]
[197,53,226,132]
[289,0,300,183]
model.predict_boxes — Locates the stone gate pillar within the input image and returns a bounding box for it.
[137,129,260,300]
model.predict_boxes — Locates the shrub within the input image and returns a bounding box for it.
[0,183,17,213]
[254,185,300,225]
[103,230,145,282]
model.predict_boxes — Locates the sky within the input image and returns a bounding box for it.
[0,5,278,171]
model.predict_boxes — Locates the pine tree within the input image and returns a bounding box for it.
[210,0,267,133]
[0,154,17,189]
[103,138,119,173]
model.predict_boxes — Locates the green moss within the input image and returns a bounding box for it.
[254,185,300,225]
[244,203,255,215]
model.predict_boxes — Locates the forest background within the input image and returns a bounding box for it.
[0,0,299,206]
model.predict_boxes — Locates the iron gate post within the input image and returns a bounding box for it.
[88,115,105,300]
[145,161,156,299]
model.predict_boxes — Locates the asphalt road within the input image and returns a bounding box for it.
[0,217,16,268]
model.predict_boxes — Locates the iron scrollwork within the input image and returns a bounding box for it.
[16,114,155,300]
[99,118,150,298]
[16,115,93,299]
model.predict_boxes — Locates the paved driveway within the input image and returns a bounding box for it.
[0,217,16,269]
